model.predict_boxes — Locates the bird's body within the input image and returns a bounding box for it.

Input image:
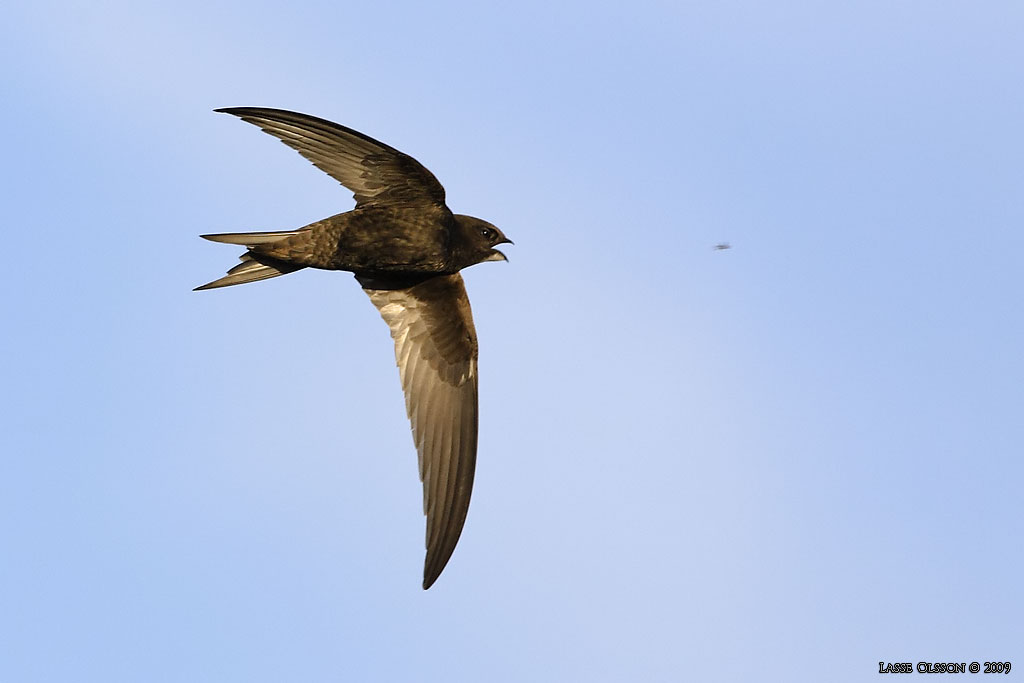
[196,108,510,588]
[260,206,453,272]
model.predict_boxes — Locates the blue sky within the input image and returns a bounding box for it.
[2,1,1021,681]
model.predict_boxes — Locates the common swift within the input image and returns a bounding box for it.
[196,108,511,589]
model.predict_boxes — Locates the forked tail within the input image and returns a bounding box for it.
[194,230,305,290]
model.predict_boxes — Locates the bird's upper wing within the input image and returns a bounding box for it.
[217,107,447,208]
[363,274,479,589]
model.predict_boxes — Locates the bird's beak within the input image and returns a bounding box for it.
[485,249,508,262]
[499,238,514,246]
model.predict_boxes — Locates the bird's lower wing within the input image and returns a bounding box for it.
[363,274,479,589]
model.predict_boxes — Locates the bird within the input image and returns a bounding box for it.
[195,107,512,589]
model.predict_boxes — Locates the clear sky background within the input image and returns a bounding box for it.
[2,1,1021,681]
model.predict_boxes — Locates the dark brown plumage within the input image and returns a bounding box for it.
[196,108,511,589]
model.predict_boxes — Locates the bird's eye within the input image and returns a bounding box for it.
[480,227,494,240]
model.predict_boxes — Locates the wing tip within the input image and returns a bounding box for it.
[422,558,449,590]
[214,106,281,119]
[422,538,461,590]
[423,557,440,589]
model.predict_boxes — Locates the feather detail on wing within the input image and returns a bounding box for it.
[363,274,479,589]
[216,107,447,208]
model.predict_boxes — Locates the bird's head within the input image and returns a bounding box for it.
[452,215,513,268]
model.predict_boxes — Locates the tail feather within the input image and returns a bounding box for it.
[195,230,306,290]
[200,230,302,245]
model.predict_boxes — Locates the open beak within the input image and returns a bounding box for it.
[486,236,513,262]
